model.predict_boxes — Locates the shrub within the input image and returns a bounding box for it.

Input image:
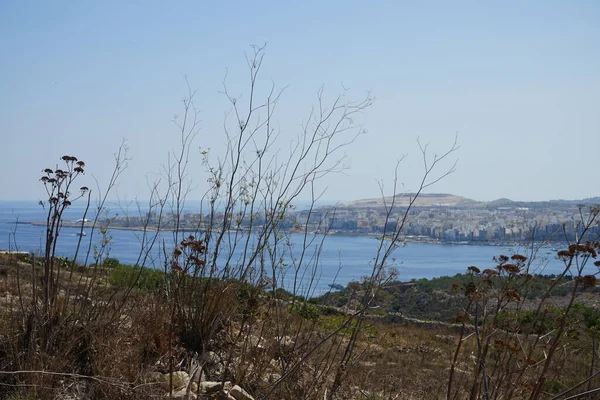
[102,257,120,269]
[291,302,322,322]
[110,264,164,291]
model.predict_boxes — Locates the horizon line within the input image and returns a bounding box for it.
[1,193,599,205]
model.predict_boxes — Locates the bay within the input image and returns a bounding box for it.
[0,200,571,296]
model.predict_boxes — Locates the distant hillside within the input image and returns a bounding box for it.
[340,193,600,210]
[342,193,481,208]
[486,198,514,207]
[484,197,600,210]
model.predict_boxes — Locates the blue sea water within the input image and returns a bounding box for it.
[0,200,571,295]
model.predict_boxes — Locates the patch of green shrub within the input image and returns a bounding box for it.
[292,302,322,322]
[109,263,164,291]
[102,257,120,268]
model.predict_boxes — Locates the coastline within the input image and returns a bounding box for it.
[17,220,561,249]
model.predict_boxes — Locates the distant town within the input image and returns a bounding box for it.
[40,193,600,246]
[307,193,600,244]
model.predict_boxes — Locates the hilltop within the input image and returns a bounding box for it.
[339,192,599,211]
[342,193,480,208]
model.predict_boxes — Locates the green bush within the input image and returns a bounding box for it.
[102,257,120,269]
[109,264,164,291]
[292,302,322,322]
[572,303,600,330]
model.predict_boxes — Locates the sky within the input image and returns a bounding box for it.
[1,1,599,203]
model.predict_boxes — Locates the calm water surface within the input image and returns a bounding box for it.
[0,200,570,295]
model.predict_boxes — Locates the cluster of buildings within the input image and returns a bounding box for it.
[293,198,599,244]
[107,195,599,244]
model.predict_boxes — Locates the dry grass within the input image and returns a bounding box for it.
[1,251,598,400]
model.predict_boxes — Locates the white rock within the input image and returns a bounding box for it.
[228,384,255,400]
[248,334,265,349]
[263,373,281,384]
[172,388,197,399]
[277,335,295,352]
[163,371,190,390]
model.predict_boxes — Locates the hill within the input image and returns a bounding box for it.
[342,193,481,208]
[340,193,599,211]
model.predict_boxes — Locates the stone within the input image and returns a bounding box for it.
[163,371,190,390]
[228,385,255,400]
[146,371,164,382]
[248,334,265,350]
[145,371,168,390]
[277,335,295,352]
[172,388,197,399]
[435,334,455,344]
[190,365,205,384]
[199,380,232,394]
[263,373,281,384]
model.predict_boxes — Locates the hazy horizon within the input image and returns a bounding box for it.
[1,191,599,206]
[2,2,599,203]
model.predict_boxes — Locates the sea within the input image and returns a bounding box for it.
[0,200,573,296]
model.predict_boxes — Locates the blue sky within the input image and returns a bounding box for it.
[1,1,599,203]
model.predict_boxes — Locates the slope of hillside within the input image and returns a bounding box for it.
[340,193,599,210]
[342,193,482,208]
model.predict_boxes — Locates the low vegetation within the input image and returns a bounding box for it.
[315,273,584,323]
[2,245,600,399]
